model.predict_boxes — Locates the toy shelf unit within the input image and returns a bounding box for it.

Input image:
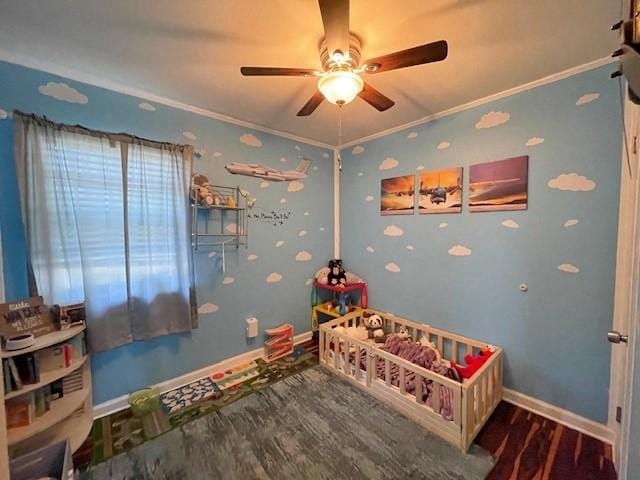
[2,326,92,458]
[311,281,368,332]
[191,184,249,251]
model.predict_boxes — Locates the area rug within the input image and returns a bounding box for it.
[89,343,318,464]
[82,366,494,480]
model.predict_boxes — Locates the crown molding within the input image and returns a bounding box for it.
[340,56,617,149]
[0,49,616,151]
[0,48,335,151]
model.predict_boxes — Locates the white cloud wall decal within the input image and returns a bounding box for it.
[139,102,156,111]
[323,152,330,158]
[198,303,219,314]
[365,195,374,202]
[247,254,258,261]
[558,263,580,273]
[320,227,326,231]
[240,133,262,147]
[288,181,305,192]
[213,152,223,158]
[437,141,450,150]
[0,109,7,120]
[501,219,519,229]
[439,223,448,229]
[280,198,287,204]
[406,245,415,250]
[576,93,600,106]
[416,165,425,171]
[222,276,235,285]
[275,240,284,247]
[266,272,283,283]
[384,225,404,237]
[407,132,418,139]
[357,172,364,177]
[304,211,310,216]
[295,145,301,151]
[39,82,88,104]
[366,246,375,253]
[564,219,579,228]
[352,145,364,155]
[525,137,544,146]
[298,230,307,237]
[208,251,217,258]
[280,157,287,162]
[548,173,596,191]
[475,111,510,129]
[385,262,401,273]
[305,278,314,286]
[295,250,312,262]
[182,131,197,140]
[260,181,270,189]
[379,157,399,170]
[448,245,472,256]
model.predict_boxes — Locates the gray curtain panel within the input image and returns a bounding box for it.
[14,113,197,352]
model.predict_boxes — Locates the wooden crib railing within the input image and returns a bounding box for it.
[318,309,503,451]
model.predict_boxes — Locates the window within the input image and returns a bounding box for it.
[17,115,196,351]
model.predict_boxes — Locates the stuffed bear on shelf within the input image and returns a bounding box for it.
[327,259,347,287]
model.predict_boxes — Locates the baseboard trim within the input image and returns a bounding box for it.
[92,330,313,419]
[502,388,615,445]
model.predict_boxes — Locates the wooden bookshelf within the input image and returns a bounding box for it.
[4,357,88,401]
[1,325,86,359]
[7,383,90,446]
[2,326,92,457]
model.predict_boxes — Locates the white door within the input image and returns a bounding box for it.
[610,96,640,479]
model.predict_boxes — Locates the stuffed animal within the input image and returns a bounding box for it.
[452,346,495,379]
[191,173,221,206]
[363,313,386,343]
[327,259,347,287]
[345,271,363,285]
[397,325,410,340]
[419,335,443,363]
[315,267,330,285]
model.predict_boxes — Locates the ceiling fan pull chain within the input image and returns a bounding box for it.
[337,105,343,171]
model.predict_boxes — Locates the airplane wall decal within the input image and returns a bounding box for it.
[225,158,312,181]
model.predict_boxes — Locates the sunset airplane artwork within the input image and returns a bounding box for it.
[225,158,311,181]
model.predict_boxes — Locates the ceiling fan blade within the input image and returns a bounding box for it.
[297,91,325,116]
[363,40,448,73]
[240,67,317,77]
[318,0,350,57]
[358,83,395,111]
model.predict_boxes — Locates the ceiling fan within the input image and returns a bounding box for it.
[240,0,448,116]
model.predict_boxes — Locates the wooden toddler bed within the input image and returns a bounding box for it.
[318,309,503,452]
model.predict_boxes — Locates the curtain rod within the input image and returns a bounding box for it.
[13,110,195,153]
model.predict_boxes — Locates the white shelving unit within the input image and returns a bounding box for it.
[2,326,92,458]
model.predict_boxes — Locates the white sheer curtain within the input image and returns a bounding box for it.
[15,114,196,352]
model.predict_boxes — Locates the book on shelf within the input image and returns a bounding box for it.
[6,394,34,429]
[61,368,83,394]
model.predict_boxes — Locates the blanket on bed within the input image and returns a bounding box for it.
[345,334,460,420]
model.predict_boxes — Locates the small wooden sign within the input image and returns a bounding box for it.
[0,297,56,339]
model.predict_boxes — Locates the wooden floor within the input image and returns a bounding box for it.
[473,401,615,479]
[307,337,617,479]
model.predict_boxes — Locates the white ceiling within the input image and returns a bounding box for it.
[0,0,622,145]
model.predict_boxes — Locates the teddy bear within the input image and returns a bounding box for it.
[363,312,386,343]
[191,173,222,206]
[327,259,347,287]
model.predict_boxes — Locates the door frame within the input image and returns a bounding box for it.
[609,93,640,477]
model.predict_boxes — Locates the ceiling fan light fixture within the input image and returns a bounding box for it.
[318,70,363,105]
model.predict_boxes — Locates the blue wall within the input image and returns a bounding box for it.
[0,61,334,404]
[340,66,621,423]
